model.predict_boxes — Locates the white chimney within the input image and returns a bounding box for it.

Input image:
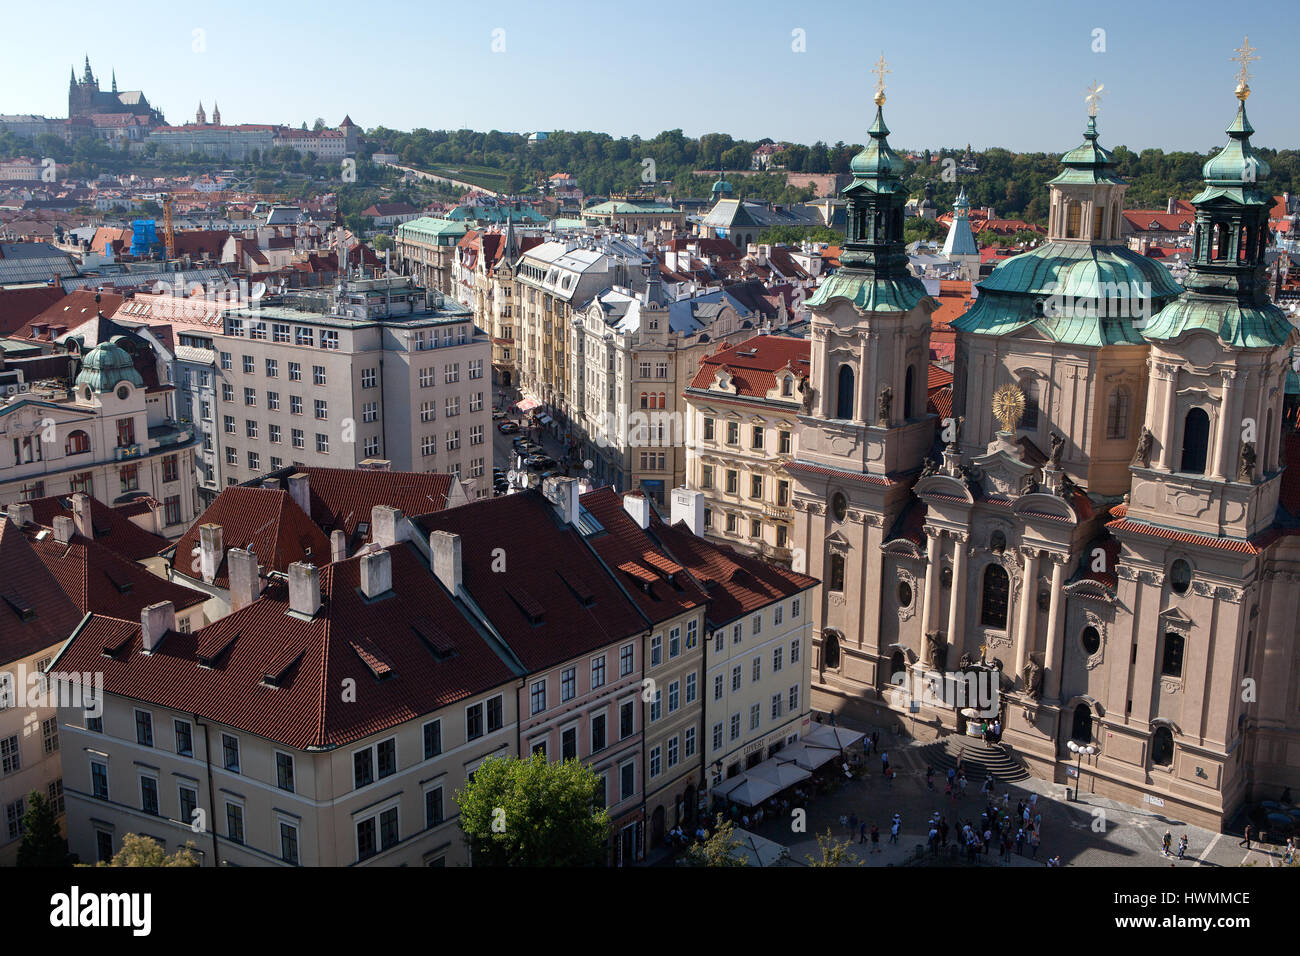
[7,503,33,528]
[287,562,321,617]
[429,530,463,594]
[622,493,650,530]
[371,505,407,547]
[227,547,262,611]
[286,472,310,515]
[544,476,580,526]
[330,529,347,563]
[360,549,393,599]
[52,515,75,544]
[670,487,704,536]
[198,523,223,583]
[141,600,175,653]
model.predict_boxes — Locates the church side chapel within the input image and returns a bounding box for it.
[792,42,1300,828]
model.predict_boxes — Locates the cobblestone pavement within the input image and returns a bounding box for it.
[730,718,1290,868]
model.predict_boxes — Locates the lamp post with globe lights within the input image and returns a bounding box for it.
[1066,739,1097,801]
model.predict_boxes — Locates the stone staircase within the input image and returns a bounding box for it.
[918,736,1030,784]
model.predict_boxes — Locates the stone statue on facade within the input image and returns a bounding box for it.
[1022,657,1043,700]
[947,415,964,450]
[878,385,893,425]
[1048,431,1065,468]
[924,630,947,670]
[1059,472,1078,501]
[958,652,974,670]
[920,457,939,478]
[1133,427,1153,467]
[1239,441,1256,481]
[798,376,815,414]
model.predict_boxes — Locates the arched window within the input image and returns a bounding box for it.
[1071,704,1093,743]
[781,376,793,397]
[1263,407,1273,475]
[1106,387,1130,440]
[1080,626,1101,655]
[1092,205,1104,240]
[1151,726,1174,766]
[1169,559,1192,595]
[1212,222,1229,260]
[835,364,855,420]
[823,632,841,669]
[980,564,1010,629]
[828,553,845,592]
[65,430,90,455]
[1111,202,1120,239]
[903,365,915,420]
[1239,224,1251,263]
[1020,377,1040,429]
[890,650,906,682]
[830,493,847,522]
[1066,202,1081,238]
[1180,408,1210,474]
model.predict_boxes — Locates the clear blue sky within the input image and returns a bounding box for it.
[6,0,1296,153]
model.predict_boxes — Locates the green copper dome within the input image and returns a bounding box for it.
[75,339,144,393]
[711,174,733,196]
[1197,102,1270,197]
[845,107,907,192]
[1048,116,1125,187]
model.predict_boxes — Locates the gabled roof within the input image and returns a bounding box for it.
[0,519,84,666]
[52,545,518,750]
[689,334,810,398]
[578,488,708,625]
[286,465,453,544]
[413,491,647,671]
[24,494,169,562]
[173,487,330,587]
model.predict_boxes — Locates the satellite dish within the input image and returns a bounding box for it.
[250,282,267,300]
[583,459,594,470]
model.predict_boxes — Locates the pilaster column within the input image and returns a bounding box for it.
[1014,547,1040,679]
[1043,553,1067,700]
[919,529,941,640]
[945,533,968,655]
[857,331,872,423]
[1158,363,1179,471]
[1211,368,1236,480]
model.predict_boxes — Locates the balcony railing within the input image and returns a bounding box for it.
[114,443,142,461]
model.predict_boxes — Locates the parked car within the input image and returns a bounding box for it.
[491,409,507,420]
[524,455,557,470]
[498,421,521,434]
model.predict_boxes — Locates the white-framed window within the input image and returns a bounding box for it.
[423,719,442,760]
[667,735,679,768]
[221,733,240,772]
[669,626,681,658]
[275,751,295,792]
[619,643,634,676]
[649,689,662,723]
[712,722,724,752]
[731,665,741,692]
[789,684,800,712]
[649,746,662,778]
[685,727,696,758]
[353,737,397,789]
[750,702,761,730]
[561,667,576,702]
[530,679,547,716]
[356,803,399,861]
[773,646,783,672]
[713,674,723,701]
[650,634,662,667]
[280,821,300,864]
[790,638,800,664]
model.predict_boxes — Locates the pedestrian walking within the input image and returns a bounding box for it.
[1030,830,1040,858]
[983,828,992,855]
[1240,824,1253,849]
[860,821,869,845]
[1178,835,1189,861]
[1016,829,1025,855]
[945,781,953,801]
[870,824,880,852]
[1162,830,1172,857]
[889,819,900,844]
[872,731,879,751]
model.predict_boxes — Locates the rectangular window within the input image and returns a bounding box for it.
[772,693,783,719]
[320,331,339,351]
[244,387,256,406]
[313,365,327,386]
[669,626,681,658]
[713,722,724,751]
[361,368,376,389]
[248,451,260,471]
[242,355,254,374]
[789,684,800,712]
[266,358,278,377]
[668,680,680,713]
[354,748,375,789]
[753,613,762,635]
[750,702,761,730]
[179,786,197,827]
[667,735,679,768]
[276,752,295,792]
[730,713,741,741]
[774,646,784,672]
[295,327,314,347]
[273,324,290,343]
[314,399,328,420]
[140,776,159,815]
[732,665,742,692]
[650,634,662,667]
[685,672,697,703]
[250,321,267,341]
[792,598,801,619]
[714,674,724,701]
[316,433,329,453]
[650,689,662,723]
[620,643,634,676]
[0,736,20,775]
[620,699,635,739]
[267,391,281,412]
[466,702,484,740]
[246,419,258,438]
[135,710,153,747]
[91,760,108,799]
[289,362,302,382]
[362,401,378,423]
[376,738,397,779]
[561,667,576,702]
[562,726,577,761]
[226,803,244,844]
[290,395,303,415]
[726,421,739,445]
[591,713,607,753]
[530,679,547,715]
[280,822,299,864]
[220,351,232,371]
[791,638,801,664]
[752,656,761,682]
[269,423,282,444]
[222,734,240,773]
[174,719,193,757]
[6,798,24,841]
[703,417,715,441]
[487,695,503,733]
[779,430,792,454]
[222,383,234,402]
[423,720,442,760]
[620,761,635,800]
[649,746,661,778]
[686,620,698,649]
[292,428,305,449]
[685,727,696,758]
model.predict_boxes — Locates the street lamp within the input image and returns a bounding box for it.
[1066,740,1097,801]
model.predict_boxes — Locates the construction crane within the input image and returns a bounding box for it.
[161,192,176,260]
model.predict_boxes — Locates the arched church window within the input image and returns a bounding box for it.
[1151,726,1174,766]
[1238,224,1252,263]
[835,365,855,420]
[1020,377,1040,429]
[1160,632,1185,677]
[1212,222,1229,260]
[1066,202,1081,238]
[1106,387,1130,440]
[1080,626,1101,655]
[823,632,842,670]
[903,365,915,420]
[897,580,913,608]
[1179,408,1210,474]
[1071,704,1093,743]
[1092,206,1104,240]
[830,493,847,522]
[1111,202,1120,239]
[890,650,906,682]
[828,553,845,592]
[1169,559,1192,595]
[980,564,1010,629]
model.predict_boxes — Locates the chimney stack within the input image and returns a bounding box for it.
[371,505,407,547]
[286,472,310,515]
[69,494,91,538]
[360,549,393,599]
[227,547,262,611]
[429,531,463,594]
[330,529,347,563]
[670,487,704,536]
[198,523,223,584]
[141,600,175,653]
[262,477,281,490]
[287,562,321,617]
[543,476,580,526]
[622,492,650,531]
[52,515,75,544]
[7,503,33,528]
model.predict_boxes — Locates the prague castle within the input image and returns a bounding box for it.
[68,56,163,123]
[792,46,1298,828]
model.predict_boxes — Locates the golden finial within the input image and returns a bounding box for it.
[1232,36,1258,100]
[992,384,1026,434]
[1085,81,1105,117]
[872,53,891,106]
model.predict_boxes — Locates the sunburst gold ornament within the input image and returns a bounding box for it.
[992,384,1026,433]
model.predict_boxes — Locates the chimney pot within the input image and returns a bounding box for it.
[52,515,75,543]
[622,493,651,531]
[198,523,223,584]
[670,487,705,536]
[286,472,310,515]
[141,600,175,653]
[330,529,347,563]
[7,503,33,528]
[287,562,321,617]
[371,505,407,547]
[227,547,262,611]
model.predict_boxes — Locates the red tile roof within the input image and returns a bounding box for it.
[647,510,818,626]
[0,285,66,337]
[1122,210,1193,234]
[579,488,708,625]
[289,466,453,544]
[1105,517,1264,554]
[20,288,123,340]
[927,363,953,391]
[24,494,169,562]
[0,520,84,666]
[927,385,953,420]
[414,491,647,671]
[52,545,519,749]
[27,532,206,619]
[173,488,330,587]
[689,334,810,397]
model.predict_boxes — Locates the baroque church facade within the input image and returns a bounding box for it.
[791,74,1298,829]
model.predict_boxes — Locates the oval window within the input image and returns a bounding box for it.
[1169,560,1192,595]
[830,493,847,522]
[116,384,130,400]
[1081,626,1101,655]
[897,581,913,608]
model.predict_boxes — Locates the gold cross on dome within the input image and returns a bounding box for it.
[1085,81,1104,117]
[872,54,891,105]
[1232,36,1259,99]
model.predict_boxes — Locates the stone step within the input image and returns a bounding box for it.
[918,737,1031,783]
